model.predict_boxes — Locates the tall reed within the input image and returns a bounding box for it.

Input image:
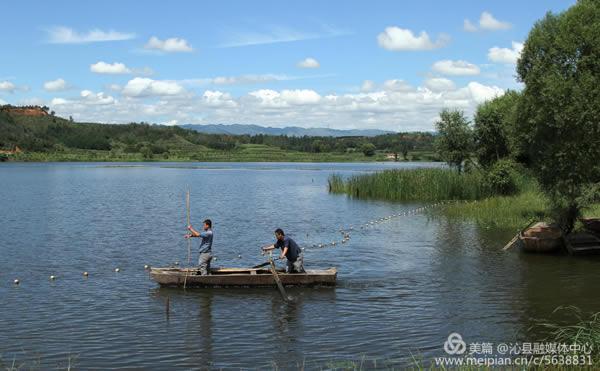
[328,168,490,202]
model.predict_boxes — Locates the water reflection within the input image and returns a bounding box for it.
[197,293,214,368]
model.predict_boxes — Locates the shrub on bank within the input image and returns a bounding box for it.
[484,159,519,196]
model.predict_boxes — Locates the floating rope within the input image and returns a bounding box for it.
[8,201,471,285]
[303,200,464,250]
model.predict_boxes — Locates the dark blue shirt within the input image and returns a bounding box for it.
[198,229,213,254]
[274,236,301,261]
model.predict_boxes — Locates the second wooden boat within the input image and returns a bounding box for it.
[564,232,600,255]
[581,218,600,237]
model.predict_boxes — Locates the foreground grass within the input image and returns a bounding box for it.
[0,353,77,371]
[408,308,600,370]
[533,307,600,362]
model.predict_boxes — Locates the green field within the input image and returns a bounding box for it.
[10,143,405,163]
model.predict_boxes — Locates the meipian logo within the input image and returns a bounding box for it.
[444,332,466,355]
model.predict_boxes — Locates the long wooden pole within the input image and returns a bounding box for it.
[186,189,191,264]
[184,189,191,289]
[503,219,537,251]
[269,256,289,302]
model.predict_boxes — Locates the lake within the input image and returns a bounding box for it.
[1,162,599,369]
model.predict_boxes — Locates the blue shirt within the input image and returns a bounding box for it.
[274,236,301,262]
[198,229,213,254]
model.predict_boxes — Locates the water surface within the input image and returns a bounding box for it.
[1,162,599,369]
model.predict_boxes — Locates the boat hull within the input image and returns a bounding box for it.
[581,218,600,237]
[150,267,337,287]
[564,232,600,255]
[519,222,564,253]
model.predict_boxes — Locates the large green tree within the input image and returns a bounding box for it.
[360,142,376,157]
[516,0,600,232]
[435,109,473,173]
[473,90,521,168]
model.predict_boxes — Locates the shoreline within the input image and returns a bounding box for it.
[1,157,440,164]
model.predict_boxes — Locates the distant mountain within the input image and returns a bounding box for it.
[181,124,393,137]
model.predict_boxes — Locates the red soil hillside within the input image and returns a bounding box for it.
[0,105,49,117]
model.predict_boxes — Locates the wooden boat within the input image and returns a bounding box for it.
[564,232,600,255]
[581,218,600,237]
[519,222,564,253]
[150,267,337,288]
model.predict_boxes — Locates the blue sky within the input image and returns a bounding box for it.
[0,0,573,131]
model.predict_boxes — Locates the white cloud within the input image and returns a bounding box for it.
[464,12,511,32]
[479,11,511,30]
[248,89,283,107]
[90,61,132,74]
[0,98,7,105]
[463,19,478,32]
[144,36,193,52]
[49,90,116,108]
[211,74,289,85]
[218,25,349,48]
[51,97,69,106]
[107,84,122,92]
[202,90,237,107]
[80,90,116,105]
[248,89,321,107]
[122,78,185,97]
[297,57,320,69]
[377,27,449,51]
[0,81,16,92]
[281,89,321,105]
[43,78,68,92]
[425,77,456,92]
[180,73,334,87]
[44,79,509,132]
[488,41,524,64]
[432,60,480,76]
[382,79,412,92]
[361,80,375,92]
[46,26,135,44]
[466,82,504,103]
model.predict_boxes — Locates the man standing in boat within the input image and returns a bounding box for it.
[185,219,213,275]
[262,228,305,273]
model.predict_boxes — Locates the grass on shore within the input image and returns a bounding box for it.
[328,168,599,230]
[441,194,600,230]
[7,145,440,163]
[10,145,381,163]
[439,190,548,230]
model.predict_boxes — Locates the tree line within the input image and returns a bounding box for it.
[0,109,435,159]
[433,0,600,233]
